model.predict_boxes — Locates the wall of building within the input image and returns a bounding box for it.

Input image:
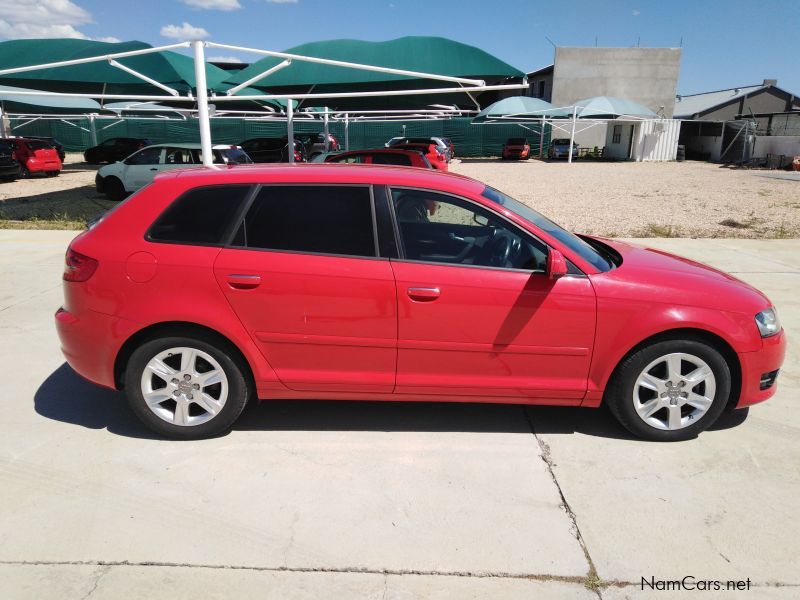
[632,119,680,161]
[551,47,681,115]
[683,135,723,161]
[603,122,636,159]
[549,47,681,148]
[752,135,800,159]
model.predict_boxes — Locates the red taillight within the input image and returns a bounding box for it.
[294,150,302,161]
[63,248,98,282]
[11,151,16,161]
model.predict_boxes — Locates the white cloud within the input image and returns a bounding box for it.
[181,0,241,10]
[0,0,91,27]
[632,9,641,16]
[266,0,299,4]
[96,35,121,43]
[207,55,243,63]
[0,1,122,42]
[160,22,210,39]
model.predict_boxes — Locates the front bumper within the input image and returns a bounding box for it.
[736,330,787,408]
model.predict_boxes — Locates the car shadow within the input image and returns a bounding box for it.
[34,363,749,441]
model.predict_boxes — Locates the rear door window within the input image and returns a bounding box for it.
[233,185,376,258]
[371,153,412,166]
[148,185,251,245]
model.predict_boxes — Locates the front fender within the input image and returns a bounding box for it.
[583,299,759,406]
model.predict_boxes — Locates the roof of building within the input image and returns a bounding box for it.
[526,64,554,78]
[673,82,789,118]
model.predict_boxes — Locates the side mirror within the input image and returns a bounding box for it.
[546,249,567,280]
[473,213,489,226]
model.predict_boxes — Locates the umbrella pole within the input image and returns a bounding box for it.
[539,117,544,158]
[323,107,329,153]
[568,106,577,164]
[192,40,214,168]
[344,113,349,151]
[287,100,294,164]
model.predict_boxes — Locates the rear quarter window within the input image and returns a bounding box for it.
[147,185,251,245]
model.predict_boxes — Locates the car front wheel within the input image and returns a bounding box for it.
[124,336,251,439]
[605,339,731,441]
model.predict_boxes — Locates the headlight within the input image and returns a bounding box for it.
[755,307,781,338]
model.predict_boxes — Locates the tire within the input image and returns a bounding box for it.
[605,338,731,442]
[124,335,251,440]
[19,166,30,179]
[46,171,58,177]
[105,177,126,202]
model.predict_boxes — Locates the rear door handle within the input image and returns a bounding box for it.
[226,274,261,290]
[407,287,440,302]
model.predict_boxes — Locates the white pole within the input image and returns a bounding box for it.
[539,116,545,158]
[568,105,577,164]
[344,113,349,151]
[287,100,294,164]
[323,107,329,152]
[192,40,214,168]
[88,113,98,146]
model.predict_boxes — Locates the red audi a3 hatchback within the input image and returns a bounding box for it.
[56,164,785,441]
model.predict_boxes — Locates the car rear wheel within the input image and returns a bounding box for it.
[605,339,731,441]
[104,177,126,201]
[124,336,251,439]
[19,166,30,179]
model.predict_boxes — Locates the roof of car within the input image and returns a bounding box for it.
[335,148,424,155]
[157,163,483,194]
[139,143,241,150]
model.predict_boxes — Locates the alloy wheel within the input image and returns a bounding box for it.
[632,352,716,431]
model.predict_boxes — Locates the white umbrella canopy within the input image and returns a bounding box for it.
[472,96,571,123]
[573,96,657,119]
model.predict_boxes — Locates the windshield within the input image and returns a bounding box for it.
[481,186,612,272]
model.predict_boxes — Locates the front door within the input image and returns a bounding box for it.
[214,184,397,393]
[123,147,164,190]
[388,188,596,402]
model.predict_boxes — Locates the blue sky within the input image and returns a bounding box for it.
[2,0,799,95]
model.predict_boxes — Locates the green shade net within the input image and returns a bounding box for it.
[0,38,230,95]
[225,36,524,110]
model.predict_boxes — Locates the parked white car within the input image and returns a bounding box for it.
[95,143,252,200]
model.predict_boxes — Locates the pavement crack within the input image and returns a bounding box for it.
[80,564,110,600]
[524,407,602,599]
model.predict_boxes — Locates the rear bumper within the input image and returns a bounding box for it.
[736,330,787,408]
[26,158,61,172]
[55,306,135,390]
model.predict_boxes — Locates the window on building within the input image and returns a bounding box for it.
[235,185,376,258]
[612,125,622,144]
[538,80,545,99]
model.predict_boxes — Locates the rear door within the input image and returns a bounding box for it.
[214,184,398,393]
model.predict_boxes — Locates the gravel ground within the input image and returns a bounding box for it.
[452,158,800,238]
[1,153,798,237]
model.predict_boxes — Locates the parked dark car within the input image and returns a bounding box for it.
[84,138,152,164]
[296,132,339,158]
[0,140,20,181]
[239,137,307,163]
[23,136,65,162]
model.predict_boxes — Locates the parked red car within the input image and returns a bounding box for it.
[325,148,433,169]
[392,143,448,171]
[56,164,785,441]
[502,138,531,160]
[6,137,62,177]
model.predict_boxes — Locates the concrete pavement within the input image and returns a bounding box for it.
[0,231,797,599]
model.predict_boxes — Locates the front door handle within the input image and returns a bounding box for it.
[226,274,261,290]
[407,287,440,302]
[149,168,158,171]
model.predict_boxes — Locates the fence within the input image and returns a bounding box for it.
[7,116,550,158]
